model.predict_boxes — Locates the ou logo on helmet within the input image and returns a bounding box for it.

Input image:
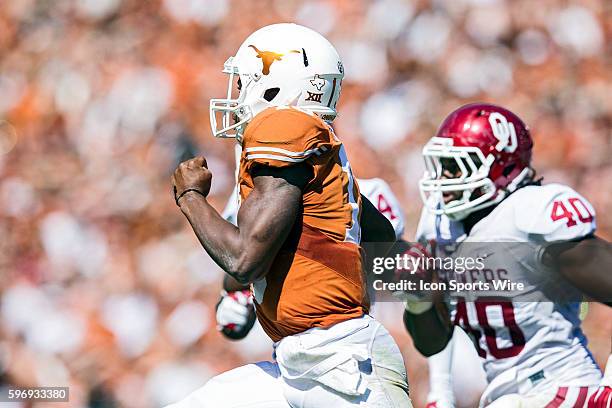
[489,112,518,153]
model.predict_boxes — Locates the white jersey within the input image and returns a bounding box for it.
[416,205,487,408]
[415,197,466,255]
[358,178,405,240]
[223,176,405,240]
[222,185,240,225]
[221,143,243,226]
[419,184,602,405]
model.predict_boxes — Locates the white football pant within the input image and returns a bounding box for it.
[165,315,412,408]
[426,326,487,408]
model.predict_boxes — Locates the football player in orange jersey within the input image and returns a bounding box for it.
[215,151,407,341]
[168,24,412,408]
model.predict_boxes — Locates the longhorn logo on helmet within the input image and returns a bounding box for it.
[248,45,300,75]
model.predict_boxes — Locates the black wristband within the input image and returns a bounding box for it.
[175,188,207,206]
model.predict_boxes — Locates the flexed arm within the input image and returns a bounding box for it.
[173,157,310,284]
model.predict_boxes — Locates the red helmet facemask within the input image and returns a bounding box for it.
[419,103,534,220]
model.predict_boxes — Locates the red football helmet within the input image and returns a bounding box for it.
[419,103,534,220]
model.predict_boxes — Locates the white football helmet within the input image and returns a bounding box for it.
[210,23,344,140]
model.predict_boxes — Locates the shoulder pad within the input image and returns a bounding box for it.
[242,107,335,168]
[512,184,596,241]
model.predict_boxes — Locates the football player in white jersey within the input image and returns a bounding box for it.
[216,169,406,340]
[403,103,612,408]
[414,178,488,408]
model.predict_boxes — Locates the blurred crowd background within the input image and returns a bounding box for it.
[0,0,610,407]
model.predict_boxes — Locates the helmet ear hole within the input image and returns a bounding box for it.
[263,87,280,102]
[503,163,516,177]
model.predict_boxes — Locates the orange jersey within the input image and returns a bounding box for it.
[238,107,368,342]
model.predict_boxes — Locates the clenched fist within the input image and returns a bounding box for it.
[172,157,212,205]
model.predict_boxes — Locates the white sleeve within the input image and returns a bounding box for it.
[514,184,596,242]
[221,143,243,227]
[221,186,239,226]
[358,178,405,240]
[415,207,435,243]
[415,206,465,258]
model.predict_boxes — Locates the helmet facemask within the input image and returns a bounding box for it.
[209,57,254,141]
[419,137,499,221]
[419,137,534,220]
